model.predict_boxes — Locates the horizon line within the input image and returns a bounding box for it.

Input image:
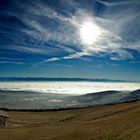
[0,77,138,82]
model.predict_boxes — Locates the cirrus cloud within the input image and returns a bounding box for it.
[0,0,140,66]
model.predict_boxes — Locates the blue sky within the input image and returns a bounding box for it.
[0,0,140,81]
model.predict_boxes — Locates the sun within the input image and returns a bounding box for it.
[80,21,101,45]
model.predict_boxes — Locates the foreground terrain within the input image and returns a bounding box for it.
[0,101,140,140]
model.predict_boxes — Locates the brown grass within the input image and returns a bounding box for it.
[0,101,139,140]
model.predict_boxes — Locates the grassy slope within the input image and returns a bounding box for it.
[0,101,139,140]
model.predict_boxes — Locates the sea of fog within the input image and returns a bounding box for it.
[0,81,140,95]
[0,81,140,109]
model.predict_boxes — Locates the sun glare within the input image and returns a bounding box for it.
[80,21,101,45]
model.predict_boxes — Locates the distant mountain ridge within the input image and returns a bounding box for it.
[0,77,131,82]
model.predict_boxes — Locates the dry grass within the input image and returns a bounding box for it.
[0,101,140,140]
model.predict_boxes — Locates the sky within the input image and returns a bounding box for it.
[0,0,140,81]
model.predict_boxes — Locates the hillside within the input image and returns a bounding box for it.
[0,100,139,140]
[76,89,140,106]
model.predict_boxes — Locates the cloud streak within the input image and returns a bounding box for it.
[0,0,140,66]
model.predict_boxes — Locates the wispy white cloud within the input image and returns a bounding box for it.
[44,57,62,62]
[0,57,25,61]
[110,50,133,61]
[97,0,134,6]
[46,64,73,68]
[39,51,90,64]
[1,0,140,66]
[0,57,26,65]
[0,61,25,65]
[38,0,139,64]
